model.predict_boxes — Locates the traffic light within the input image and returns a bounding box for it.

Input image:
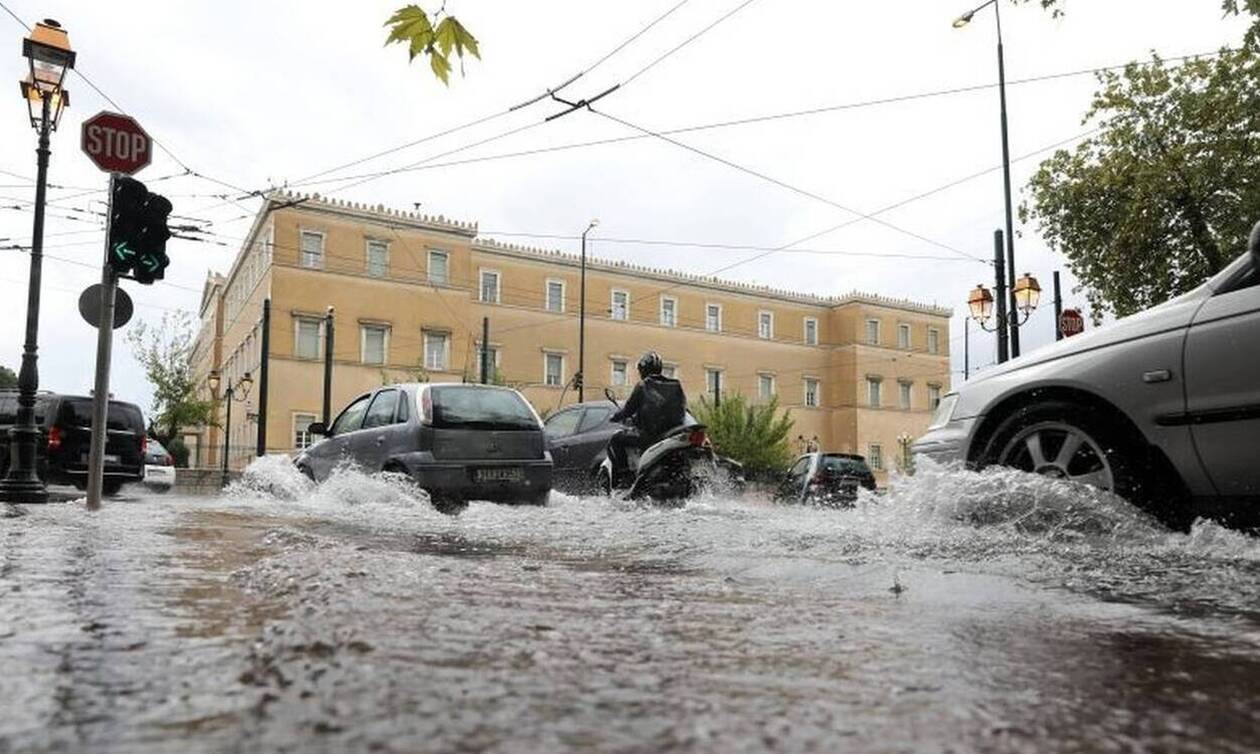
[107,176,171,284]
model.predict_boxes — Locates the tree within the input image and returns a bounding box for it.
[1021,47,1260,318]
[384,4,480,85]
[693,393,795,479]
[126,312,217,444]
[0,365,16,390]
[1020,1,1260,43]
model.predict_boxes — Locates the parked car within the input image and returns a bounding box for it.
[0,390,146,495]
[544,400,621,494]
[294,383,553,506]
[775,452,877,507]
[913,232,1260,529]
[143,436,177,492]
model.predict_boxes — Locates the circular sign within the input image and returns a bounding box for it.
[1060,308,1085,338]
[78,284,134,330]
[81,111,151,175]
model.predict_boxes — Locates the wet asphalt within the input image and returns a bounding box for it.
[2,458,1258,753]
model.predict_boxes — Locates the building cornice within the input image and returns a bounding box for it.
[265,190,478,238]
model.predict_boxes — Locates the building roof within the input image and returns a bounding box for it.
[258,191,953,318]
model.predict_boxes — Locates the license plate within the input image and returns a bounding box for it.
[476,467,523,483]
[105,454,120,465]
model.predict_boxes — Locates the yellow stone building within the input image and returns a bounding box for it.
[187,193,952,484]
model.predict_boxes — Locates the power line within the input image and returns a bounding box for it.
[622,0,763,87]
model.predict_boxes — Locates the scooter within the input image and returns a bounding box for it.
[596,388,741,503]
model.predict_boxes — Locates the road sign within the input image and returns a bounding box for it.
[1060,308,1085,338]
[78,283,133,329]
[81,111,151,175]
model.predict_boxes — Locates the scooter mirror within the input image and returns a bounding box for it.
[603,386,619,406]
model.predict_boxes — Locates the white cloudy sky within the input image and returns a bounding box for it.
[0,0,1249,415]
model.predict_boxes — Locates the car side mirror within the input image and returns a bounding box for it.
[308,421,329,437]
[1250,221,1260,262]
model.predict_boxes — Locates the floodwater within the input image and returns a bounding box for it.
[2,457,1259,753]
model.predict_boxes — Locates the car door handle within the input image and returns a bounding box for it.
[375,436,385,445]
[1143,369,1173,384]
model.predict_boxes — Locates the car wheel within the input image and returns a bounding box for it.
[102,480,123,496]
[527,490,550,506]
[431,495,467,516]
[298,464,315,482]
[979,400,1189,527]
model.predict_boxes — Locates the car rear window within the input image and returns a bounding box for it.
[430,387,538,430]
[63,399,145,432]
[0,394,51,425]
[821,455,871,475]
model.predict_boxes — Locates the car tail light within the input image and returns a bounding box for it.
[163,454,173,467]
[47,425,62,452]
[688,429,708,447]
[420,389,433,425]
[140,435,148,455]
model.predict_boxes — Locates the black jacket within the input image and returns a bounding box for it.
[611,375,687,442]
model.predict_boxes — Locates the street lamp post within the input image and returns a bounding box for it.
[954,0,1023,357]
[209,370,252,487]
[0,20,74,505]
[896,432,914,474]
[577,219,598,403]
[968,272,1041,343]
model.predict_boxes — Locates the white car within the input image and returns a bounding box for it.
[914,224,1260,529]
[143,437,177,492]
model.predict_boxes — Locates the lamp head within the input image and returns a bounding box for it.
[952,10,975,28]
[239,371,254,399]
[208,370,221,398]
[1013,273,1042,314]
[967,283,994,323]
[22,19,75,98]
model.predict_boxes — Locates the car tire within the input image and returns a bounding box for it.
[298,464,315,482]
[526,490,550,507]
[431,495,467,516]
[977,400,1191,528]
[102,480,123,496]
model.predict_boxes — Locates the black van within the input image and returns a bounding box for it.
[0,391,147,495]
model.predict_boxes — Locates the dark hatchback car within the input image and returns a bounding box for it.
[543,400,620,494]
[776,452,877,507]
[0,390,147,495]
[295,383,553,505]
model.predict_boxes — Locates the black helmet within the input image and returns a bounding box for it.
[637,351,663,379]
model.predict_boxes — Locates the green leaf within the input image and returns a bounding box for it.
[384,5,433,47]
[429,50,452,84]
[434,16,480,60]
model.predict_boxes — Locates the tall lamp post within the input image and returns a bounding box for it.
[0,20,74,505]
[208,370,252,486]
[954,0,1023,358]
[577,219,599,403]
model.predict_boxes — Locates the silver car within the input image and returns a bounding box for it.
[914,227,1260,529]
[295,383,553,507]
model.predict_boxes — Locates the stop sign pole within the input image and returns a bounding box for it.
[81,111,151,510]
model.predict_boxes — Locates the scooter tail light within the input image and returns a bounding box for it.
[688,429,708,447]
[47,425,62,452]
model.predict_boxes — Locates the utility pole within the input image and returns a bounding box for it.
[1053,271,1063,341]
[480,316,490,384]
[85,174,119,511]
[713,370,722,408]
[256,298,270,456]
[993,230,1009,364]
[964,318,970,380]
[322,306,334,426]
[578,220,598,402]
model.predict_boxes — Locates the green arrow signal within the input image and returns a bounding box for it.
[140,255,160,272]
[112,242,135,261]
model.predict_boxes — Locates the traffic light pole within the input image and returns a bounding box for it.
[86,173,120,511]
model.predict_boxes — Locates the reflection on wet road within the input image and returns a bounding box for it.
[2,458,1258,753]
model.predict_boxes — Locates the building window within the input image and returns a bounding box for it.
[660,297,677,327]
[898,323,912,350]
[706,304,722,333]
[293,413,318,451]
[706,368,723,397]
[427,250,449,285]
[295,317,322,360]
[758,374,775,400]
[759,311,774,340]
[867,377,883,408]
[662,363,677,379]
[927,327,940,355]
[299,230,324,269]
[546,279,566,313]
[899,380,912,409]
[480,270,500,303]
[611,290,630,321]
[804,317,819,346]
[804,378,820,408]
[928,384,942,410]
[611,360,628,386]
[544,353,565,387]
[361,324,389,365]
[366,239,389,278]
[423,331,449,371]
[475,345,500,380]
[868,443,884,471]
[866,319,881,345]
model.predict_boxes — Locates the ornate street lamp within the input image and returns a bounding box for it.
[968,273,1041,332]
[0,19,75,505]
[218,371,253,485]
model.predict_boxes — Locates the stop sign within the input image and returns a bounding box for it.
[1060,308,1085,338]
[81,111,151,175]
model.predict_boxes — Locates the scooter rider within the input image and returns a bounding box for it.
[607,351,687,486]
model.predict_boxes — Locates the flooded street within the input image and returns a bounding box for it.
[2,459,1259,753]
